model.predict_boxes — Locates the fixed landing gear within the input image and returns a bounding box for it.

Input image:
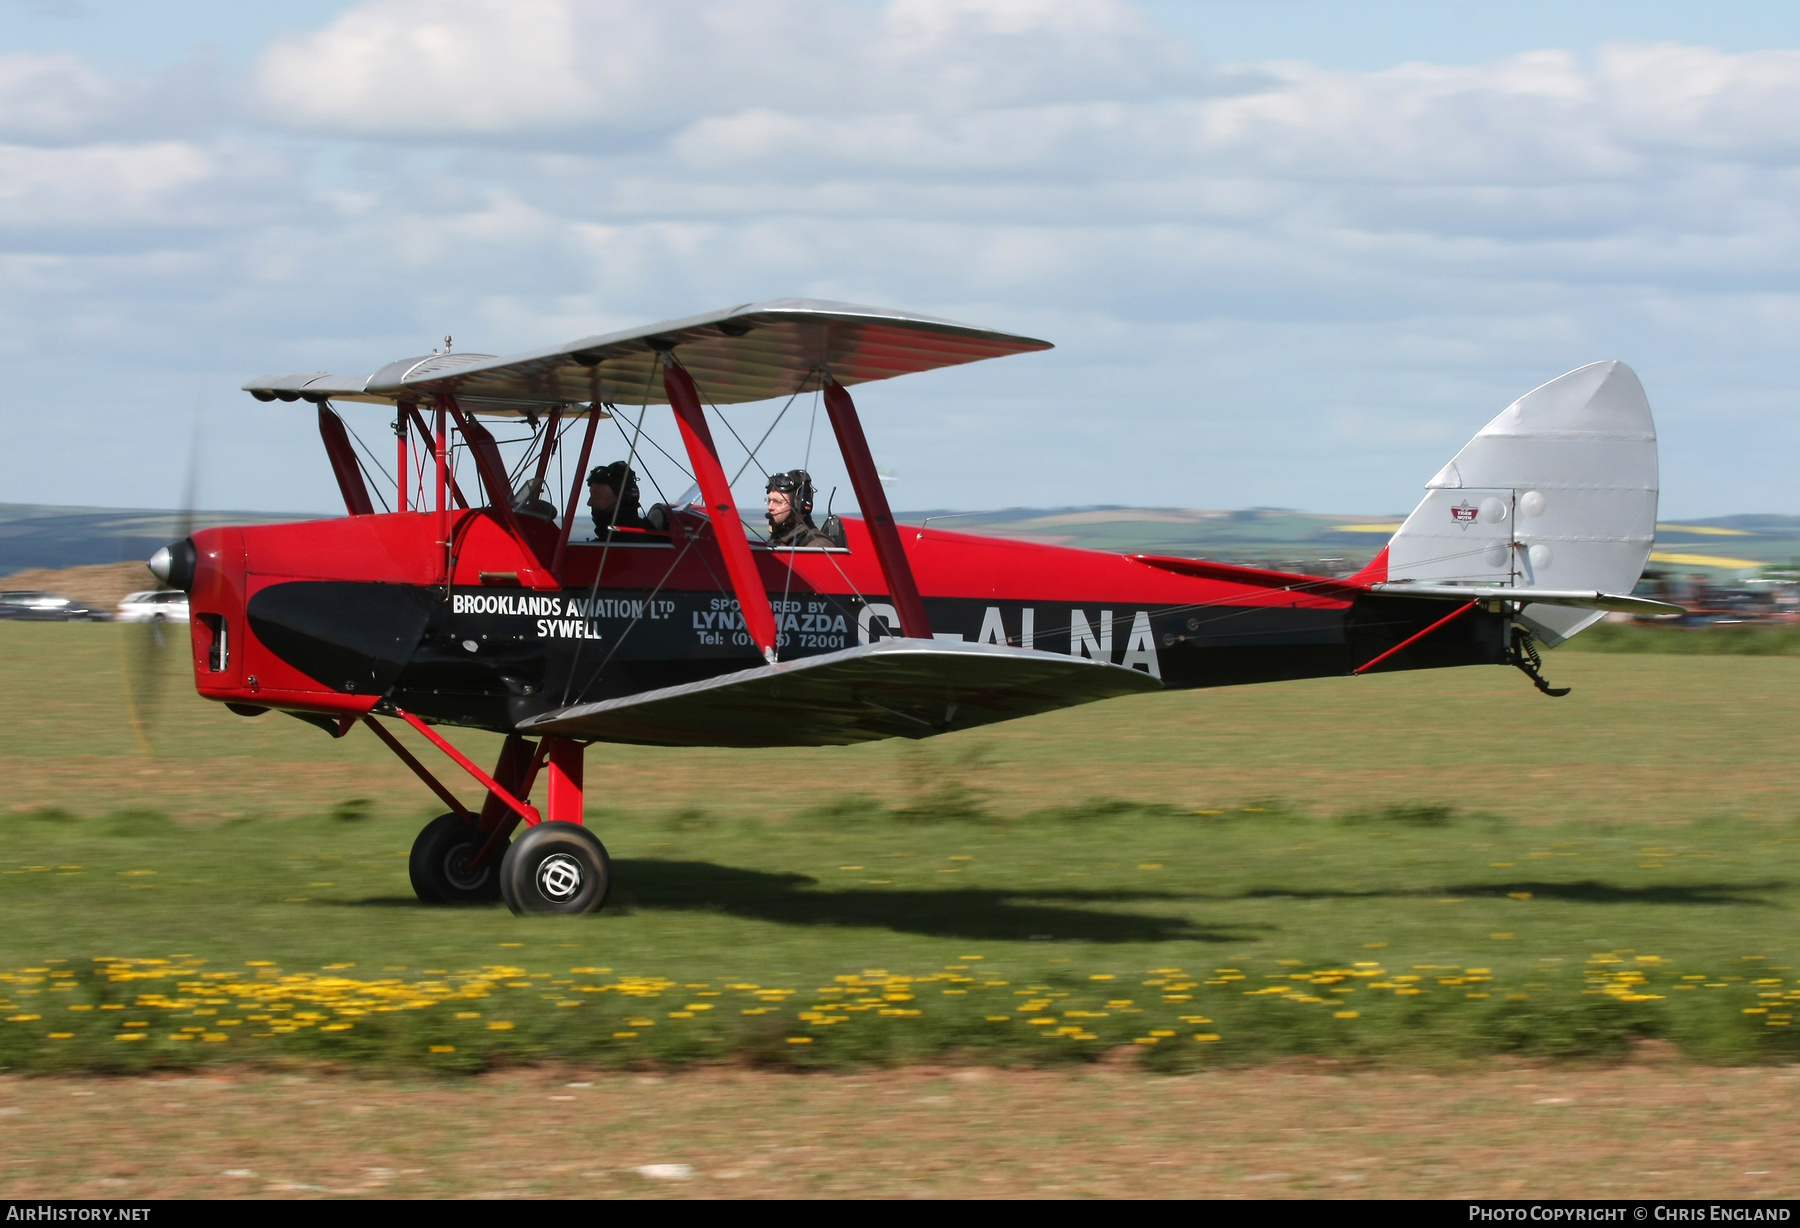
[498,822,612,916]
[381,724,608,915]
[408,813,502,904]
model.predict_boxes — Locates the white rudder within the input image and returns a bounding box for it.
[1383,361,1659,646]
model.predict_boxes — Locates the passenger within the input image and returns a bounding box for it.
[765,470,831,548]
[588,462,650,534]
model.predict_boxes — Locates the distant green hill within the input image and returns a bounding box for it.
[891,506,1404,575]
[894,508,1800,580]
[6,503,1798,580]
[0,504,324,575]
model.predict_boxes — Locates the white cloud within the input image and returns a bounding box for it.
[252,0,1202,137]
[0,141,217,225]
[1600,43,1800,158]
[0,53,124,141]
[3,2,1800,515]
[256,0,601,135]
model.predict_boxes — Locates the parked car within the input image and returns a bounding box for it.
[115,590,191,623]
[0,591,104,621]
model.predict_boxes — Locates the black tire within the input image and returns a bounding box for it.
[497,822,611,916]
[409,813,503,905]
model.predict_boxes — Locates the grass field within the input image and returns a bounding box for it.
[1565,620,1800,655]
[4,622,1800,1073]
[6,1064,1797,1198]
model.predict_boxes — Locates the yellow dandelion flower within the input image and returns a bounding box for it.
[429,1045,455,1053]
[488,1021,515,1030]
[786,1036,812,1044]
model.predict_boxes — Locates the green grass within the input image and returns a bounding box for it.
[1561,620,1800,654]
[5,623,1800,1072]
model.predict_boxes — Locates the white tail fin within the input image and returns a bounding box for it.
[1381,361,1659,647]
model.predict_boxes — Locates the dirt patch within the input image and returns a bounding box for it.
[1,562,158,610]
[0,1063,1794,1199]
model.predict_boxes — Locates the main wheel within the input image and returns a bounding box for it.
[497,822,611,916]
[409,813,503,905]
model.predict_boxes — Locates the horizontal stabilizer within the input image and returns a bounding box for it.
[1369,582,1683,617]
[519,638,1160,748]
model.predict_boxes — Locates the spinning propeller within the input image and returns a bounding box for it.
[123,435,199,755]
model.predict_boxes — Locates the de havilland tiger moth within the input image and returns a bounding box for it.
[141,299,1676,915]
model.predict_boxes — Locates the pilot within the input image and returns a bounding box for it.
[765,470,831,548]
[589,462,650,534]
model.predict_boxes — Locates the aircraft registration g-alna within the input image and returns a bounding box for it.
[140,300,1675,915]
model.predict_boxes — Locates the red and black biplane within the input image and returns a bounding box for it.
[148,299,1676,915]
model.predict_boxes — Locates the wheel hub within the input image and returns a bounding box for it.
[537,853,583,900]
[444,846,488,890]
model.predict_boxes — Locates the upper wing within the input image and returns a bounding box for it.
[518,638,1159,748]
[243,298,1052,416]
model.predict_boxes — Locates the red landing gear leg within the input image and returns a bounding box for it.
[545,736,583,825]
[404,732,537,907]
[498,736,610,917]
[378,715,608,916]
[403,723,536,903]
[476,734,538,835]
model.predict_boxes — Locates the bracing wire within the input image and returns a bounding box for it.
[568,534,700,703]
[803,384,820,475]
[709,401,768,483]
[504,416,548,487]
[772,385,826,651]
[561,361,661,705]
[727,377,812,487]
[335,408,394,514]
[613,413,694,491]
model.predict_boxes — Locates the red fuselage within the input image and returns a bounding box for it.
[182,507,1505,740]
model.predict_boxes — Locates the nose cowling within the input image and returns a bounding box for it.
[148,539,198,591]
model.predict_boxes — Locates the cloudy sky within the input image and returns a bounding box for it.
[3,0,1798,518]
